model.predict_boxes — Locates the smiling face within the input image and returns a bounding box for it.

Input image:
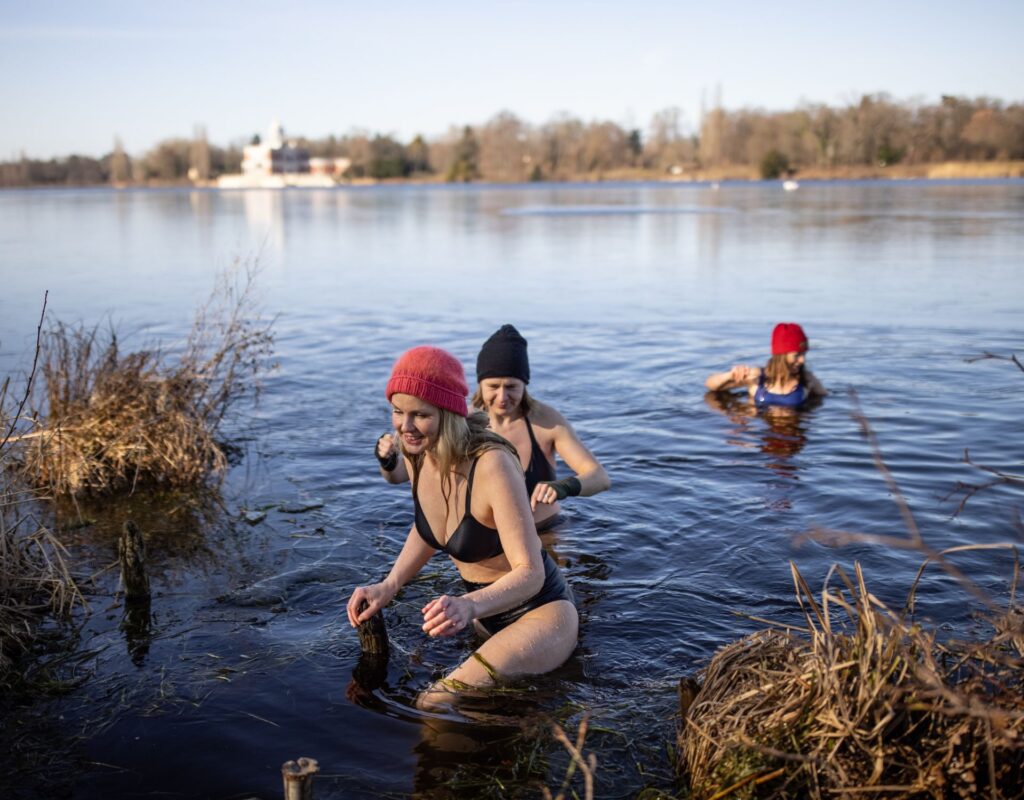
[390,393,441,455]
[478,377,526,416]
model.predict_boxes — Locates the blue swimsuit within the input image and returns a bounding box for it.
[754,374,808,409]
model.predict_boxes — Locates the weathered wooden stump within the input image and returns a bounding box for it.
[357,601,389,657]
[119,520,150,601]
[352,601,389,690]
[281,757,319,800]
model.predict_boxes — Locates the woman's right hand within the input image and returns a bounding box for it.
[729,364,755,384]
[376,432,397,461]
[346,582,395,627]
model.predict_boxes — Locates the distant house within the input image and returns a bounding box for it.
[218,119,337,188]
[241,119,309,176]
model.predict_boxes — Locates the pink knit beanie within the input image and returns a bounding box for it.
[386,346,469,417]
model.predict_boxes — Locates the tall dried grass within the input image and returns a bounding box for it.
[678,390,1024,799]
[13,260,274,496]
[1,298,84,686]
[679,561,1023,799]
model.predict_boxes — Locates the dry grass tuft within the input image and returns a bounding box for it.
[680,561,1024,799]
[12,260,273,497]
[1,299,85,685]
[679,385,1024,799]
[0,485,84,684]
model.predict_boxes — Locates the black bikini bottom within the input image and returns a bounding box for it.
[462,549,575,636]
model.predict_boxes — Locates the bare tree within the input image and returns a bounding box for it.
[190,125,211,182]
[109,137,131,184]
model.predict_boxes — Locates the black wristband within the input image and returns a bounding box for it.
[375,436,398,472]
[546,476,582,500]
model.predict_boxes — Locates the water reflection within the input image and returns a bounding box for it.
[121,595,153,666]
[241,190,286,254]
[703,391,811,478]
[411,716,551,799]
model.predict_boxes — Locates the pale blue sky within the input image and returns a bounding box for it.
[2,0,1022,159]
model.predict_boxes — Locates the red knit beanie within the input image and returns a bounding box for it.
[771,323,809,355]
[386,346,469,417]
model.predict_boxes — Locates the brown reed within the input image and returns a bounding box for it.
[1,300,84,685]
[13,259,274,497]
[679,560,1024,799]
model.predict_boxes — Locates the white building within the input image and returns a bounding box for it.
[218,119,336,188]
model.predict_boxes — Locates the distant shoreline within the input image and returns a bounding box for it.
[3,160,1023,191]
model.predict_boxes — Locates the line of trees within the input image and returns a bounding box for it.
[2,94,1022,188]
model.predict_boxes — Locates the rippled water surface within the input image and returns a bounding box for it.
[1,180,1023,798]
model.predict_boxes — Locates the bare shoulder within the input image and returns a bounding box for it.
[527,398,569,430]
[804,369,827,395]
[474,447,520,481]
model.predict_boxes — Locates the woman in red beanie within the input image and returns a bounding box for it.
[704,323,826,408]
[349,346,578,709]
[377,324,610,532]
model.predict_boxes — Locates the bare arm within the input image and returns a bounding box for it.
[463,450,544,618]
[347,524,435,626]
[421,450,544,638]
[549,415,610,496]
[705,364,760,392]
[804,369,827,397]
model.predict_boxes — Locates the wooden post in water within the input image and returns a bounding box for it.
[281,757,319,800]
[357,601,389,658]
[119,520,150,600]
[351,601,389,691]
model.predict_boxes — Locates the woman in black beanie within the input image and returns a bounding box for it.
[470,324,610,530]
[375,325,610,530]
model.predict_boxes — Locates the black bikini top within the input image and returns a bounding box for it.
[413,458,504,562]
[523,415,557,495]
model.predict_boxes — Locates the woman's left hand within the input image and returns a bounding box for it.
[421,594,475,637]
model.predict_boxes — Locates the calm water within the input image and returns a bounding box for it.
[1,181,1022,798]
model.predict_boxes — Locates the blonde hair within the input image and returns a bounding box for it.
[404,410,520,523]
[763,354,804,387]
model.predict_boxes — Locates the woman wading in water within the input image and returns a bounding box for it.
[349,346,577,709]
[704,322,827,408]
[377,325,610,531]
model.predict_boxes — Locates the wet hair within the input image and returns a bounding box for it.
[471,383,533,415]
[404,410,520,523]
[763,354,805,387]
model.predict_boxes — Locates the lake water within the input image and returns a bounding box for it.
[1,180,1023,798]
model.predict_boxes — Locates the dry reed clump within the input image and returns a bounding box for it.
[0,485,83,685]
[14,261,274,497]
[678,560,1024,799]
[1,307,84,685]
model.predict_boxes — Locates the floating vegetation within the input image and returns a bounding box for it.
[11,259,274,497]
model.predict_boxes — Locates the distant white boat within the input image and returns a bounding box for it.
[782,180,799,191]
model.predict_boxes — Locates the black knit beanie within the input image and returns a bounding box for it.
[476,324,530,384]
